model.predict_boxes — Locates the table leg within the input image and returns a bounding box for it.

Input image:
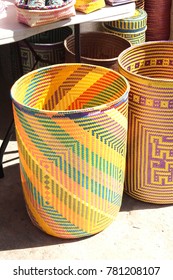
[0,120,15,178]
[74,24,81,63]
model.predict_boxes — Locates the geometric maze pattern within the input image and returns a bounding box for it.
[119,41,173,204]
[12,64,129,238]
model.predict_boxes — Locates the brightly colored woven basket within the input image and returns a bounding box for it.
[118,41,173,204]
[15,0,76,27]
[64,31,131,71]
[11,63,129,238]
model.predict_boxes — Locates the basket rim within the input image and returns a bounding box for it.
[118,40,173,83]
[11,63,130,115]
[64,31,132,63]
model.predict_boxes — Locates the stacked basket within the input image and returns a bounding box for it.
[145,0,172,41]
[102,8,147,45]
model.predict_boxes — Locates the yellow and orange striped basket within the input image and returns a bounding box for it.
[118,41,173,204]
[11,63,129,238]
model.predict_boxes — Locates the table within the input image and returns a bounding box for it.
[0,0,136,178]
[0,0,136,45]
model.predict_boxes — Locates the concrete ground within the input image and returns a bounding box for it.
[0,46,173,261]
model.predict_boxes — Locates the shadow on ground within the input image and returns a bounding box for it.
[0,161,170,252]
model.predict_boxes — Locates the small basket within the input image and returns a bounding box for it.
[11,63,129,238]
[64,31,131,70]
[103,23,147,45]
[75,0,105,13]
[102,9,147,45]
[15,0,76,27]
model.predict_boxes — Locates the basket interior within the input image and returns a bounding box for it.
[12,64,128,111]
[65,32,131,60]
[119,42,173,79]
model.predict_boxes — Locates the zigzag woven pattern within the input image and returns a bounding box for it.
[118,41,173,204]
[11,64,129,238]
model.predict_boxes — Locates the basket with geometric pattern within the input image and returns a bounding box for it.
[102,9,147,45]
[19,27,73,74]
[118,41,173,204]
[11,63,129,238]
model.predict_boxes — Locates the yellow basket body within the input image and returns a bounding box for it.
[118,41,173,204]
[11,64,129,238]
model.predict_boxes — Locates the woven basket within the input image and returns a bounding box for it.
[15,0,76,27]
[75,0,105,13]
[145,0,172,41]
[103,23,147,45]
[19,27,73,74]
[118,41,173,204]
[11,63,129,238]
[102,9,147,45]
[105,9,147,32]
[64,31,131,71]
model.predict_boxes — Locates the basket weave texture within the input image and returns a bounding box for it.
[64,31,131,71]
[102,9,147,45]
[11,63,129,238]
[19,27,72,74]
[118,41,173,204]
[15,0,76,27]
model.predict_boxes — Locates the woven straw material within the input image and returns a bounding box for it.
[105,9,147,32]
[64,31,131,71]
[145,0,172,41]
[19,27,72,74]
[118,41,173,204]
[11,64,129,238]
[170,0,173,40]
[102,23,146,45]
[16,0,76,27]
[75,0,105,13]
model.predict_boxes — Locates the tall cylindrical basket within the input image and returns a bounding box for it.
[11,63,129,238]
[118,41,173,204]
